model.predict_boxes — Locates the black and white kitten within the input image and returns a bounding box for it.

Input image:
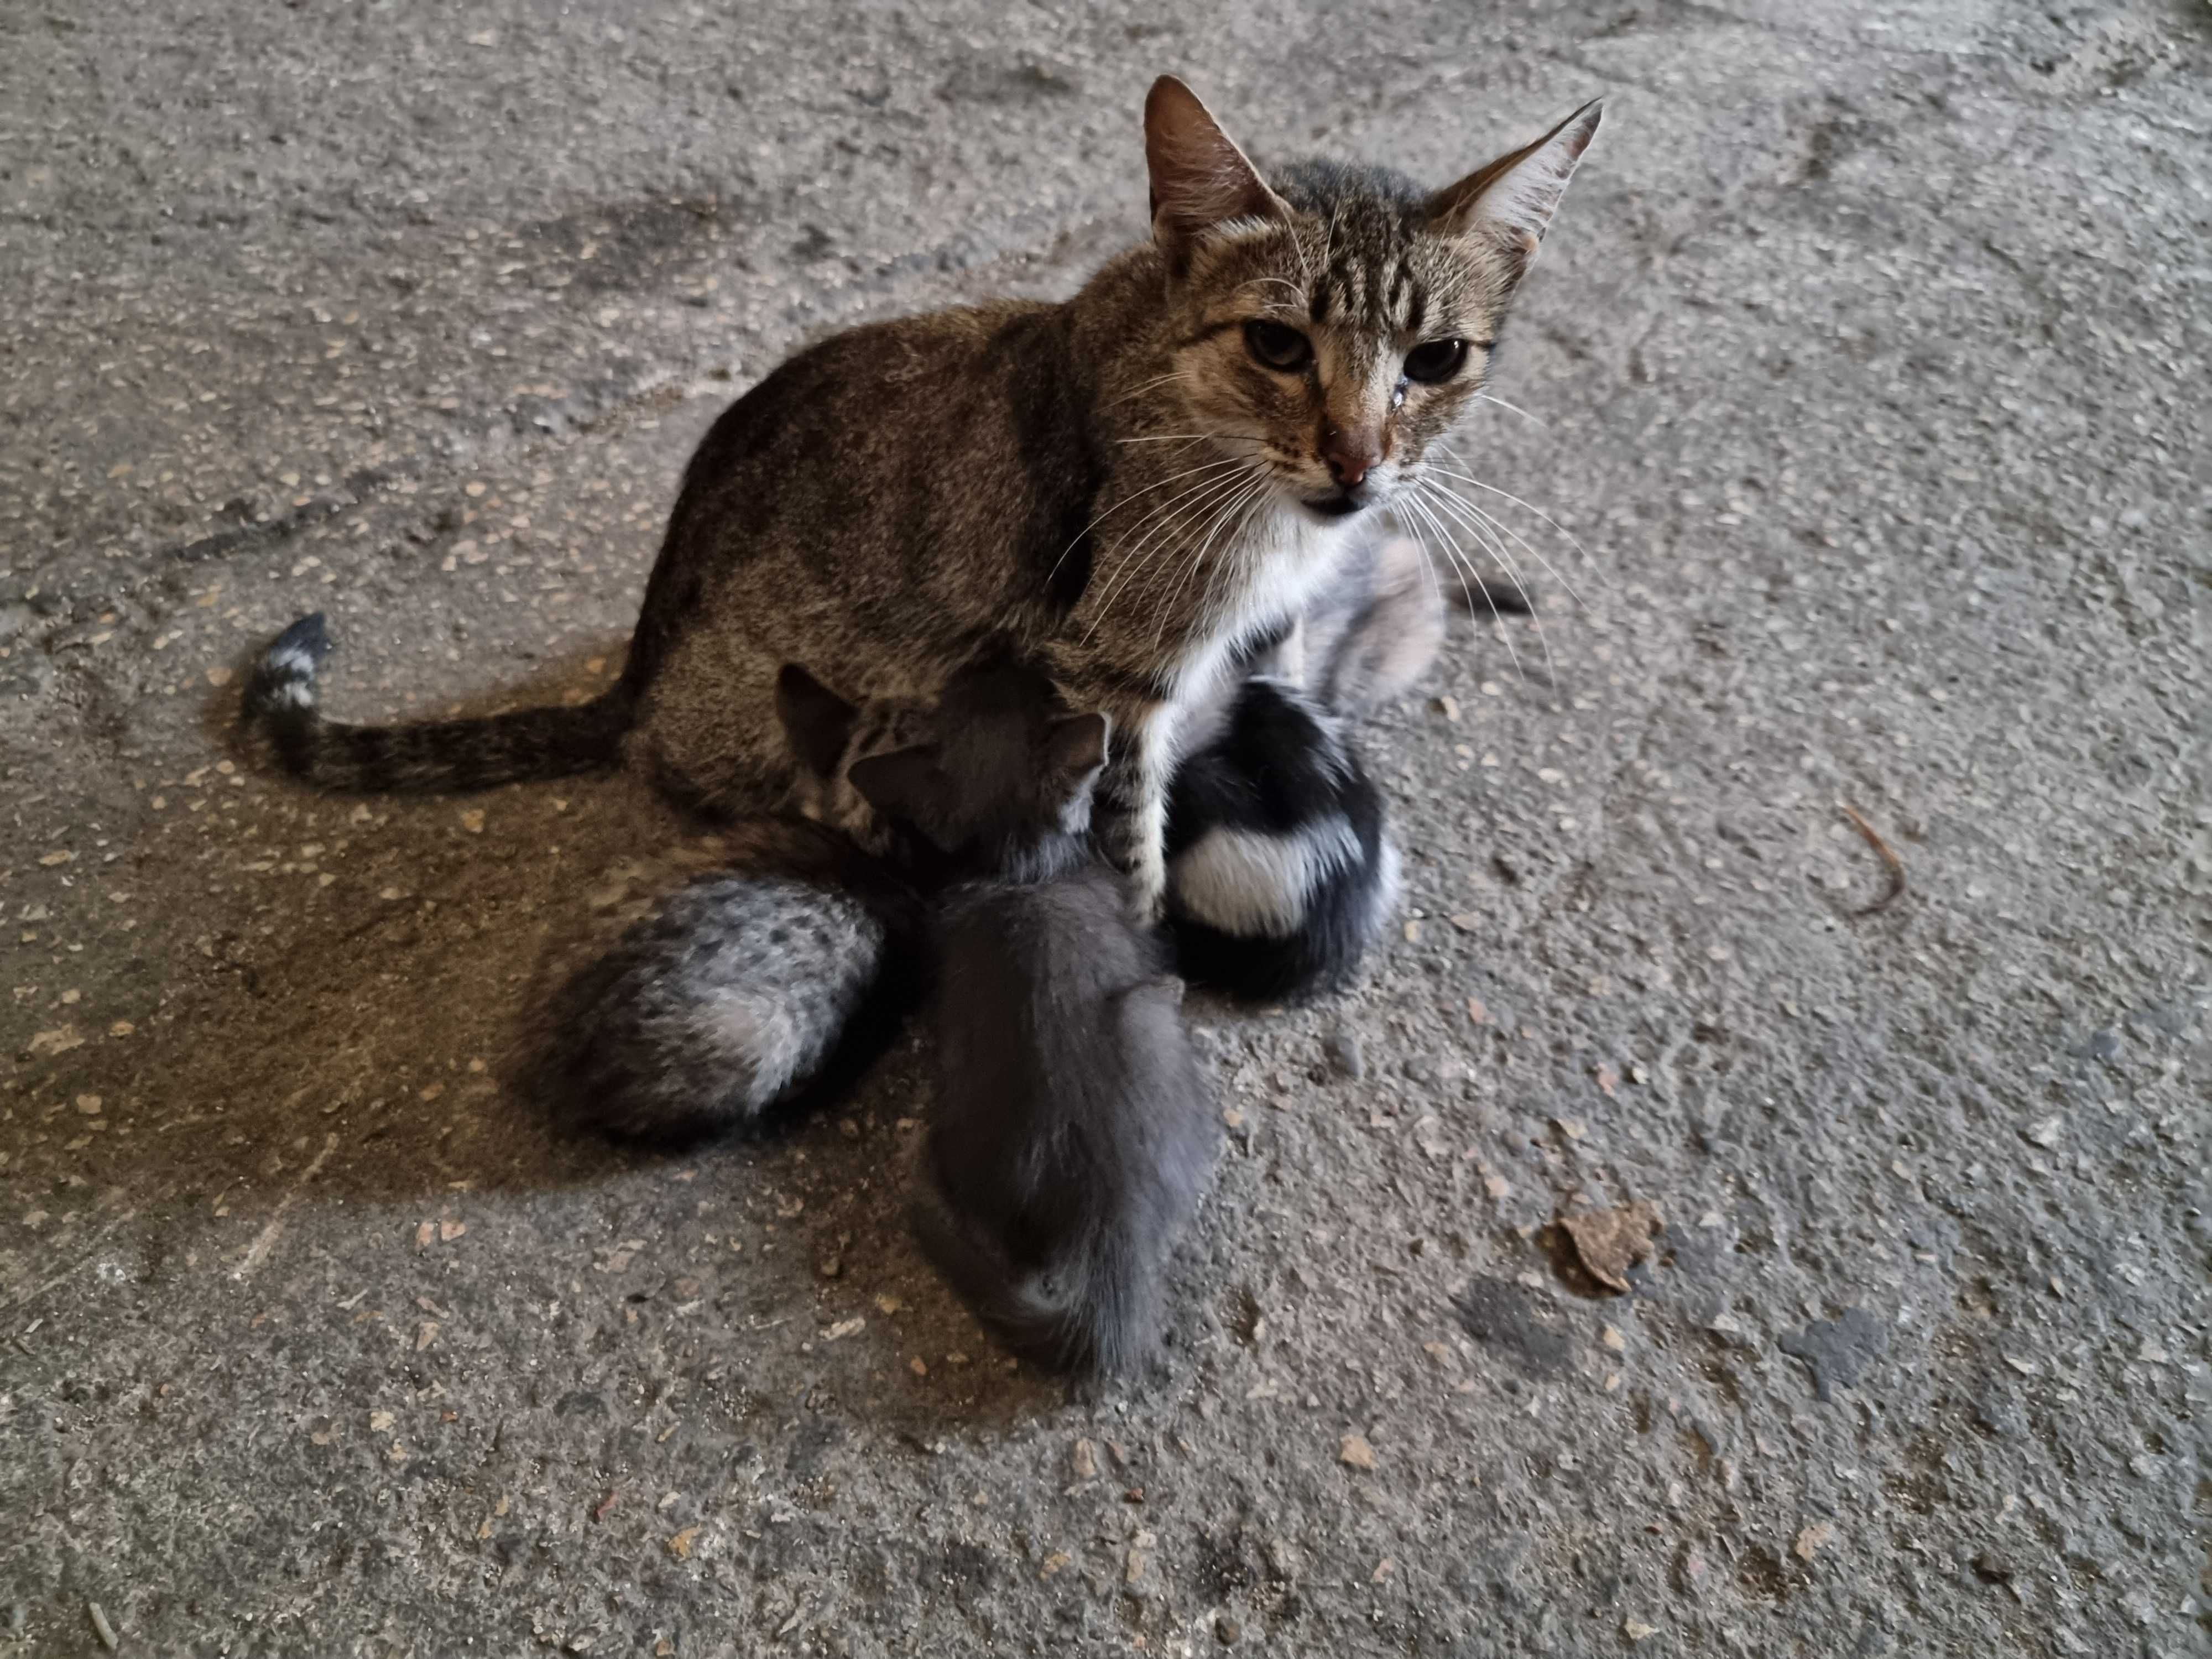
[847,660,1219,1378]
[1164,533,1442,1001]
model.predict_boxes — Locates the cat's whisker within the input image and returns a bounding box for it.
[1081,465,1261,602]
[1400,496,1501,671]
[1471,392,1548,427]
[1243,275,1310,310]
[1429,446,1600,577]
[1155,473,1268,651]
[1418,484,1556,685]
[1425,467,1598,611]
[1081,465,1264,646]
[1047,457,1255,582]
[1117,432,1267,450]
[1106,370,1202,410]
[1395,516,1446,612]
[1403,491,1527,684]
[1422,480,1584,612]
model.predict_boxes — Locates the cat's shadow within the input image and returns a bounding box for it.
[20,643,1231,1421]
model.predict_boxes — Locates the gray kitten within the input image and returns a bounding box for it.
[847,660,1218,1378]
[243,77,1602,921]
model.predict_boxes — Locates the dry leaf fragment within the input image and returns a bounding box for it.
[1339,1433,1378,1470]
[1040,1551,1072,1579]
[1071,1439,1098,1480]
[667,1526,699,1559]
[1595,1064,1620,1098]
[440,1220,467,1241]
[1561,1201,1665,1293]
[1793,1521,1835,1561]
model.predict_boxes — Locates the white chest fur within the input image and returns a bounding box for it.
[1171,504,1357,705]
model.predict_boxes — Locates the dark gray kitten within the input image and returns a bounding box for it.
[243,77,1601,922]
[847,661,1218,1378]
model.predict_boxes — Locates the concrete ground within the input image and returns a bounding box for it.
[3,1,2208,1654]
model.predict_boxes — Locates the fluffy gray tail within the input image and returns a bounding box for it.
[242,613,632,792]
[521,862,914,1147]
[908,1178,1157,1378]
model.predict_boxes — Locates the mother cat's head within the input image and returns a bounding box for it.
[1133,76,1601,525]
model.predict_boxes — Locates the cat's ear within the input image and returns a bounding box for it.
[847,745,956,846]
[1045,711,1111,789]
[1426,100,1603,266]
[775,664,859,781]
[1144,76,1290,275]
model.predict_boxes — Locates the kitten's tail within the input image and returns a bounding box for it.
[909,1180,1157,1379]
[242,613,633,792]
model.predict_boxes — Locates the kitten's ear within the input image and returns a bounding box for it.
[1426,100,1603,264]
[1144,76,1290,274]
[1046,711,1111,787]
[775,664,859,781]
[846,746,956,845]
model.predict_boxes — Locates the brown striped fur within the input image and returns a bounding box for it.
[244,79,1601,919]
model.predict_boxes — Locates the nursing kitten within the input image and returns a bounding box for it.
[244,77,1601,922]
[848,661,1218,1377]
[1166,533,1440,1000]
[518,668,932,1145]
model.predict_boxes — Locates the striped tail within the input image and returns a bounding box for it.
[242,613,632,792]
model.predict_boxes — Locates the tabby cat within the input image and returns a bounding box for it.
[244,77,1600,919]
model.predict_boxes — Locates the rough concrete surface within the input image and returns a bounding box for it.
[3,2,2208,1655]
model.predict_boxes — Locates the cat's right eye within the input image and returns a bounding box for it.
[1243,320,1313,373]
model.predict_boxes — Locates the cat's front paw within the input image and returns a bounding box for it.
[1124,859,1168,929]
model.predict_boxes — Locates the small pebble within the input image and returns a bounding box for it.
[1323,1027,1365,1081]
[1339,1432,1378,1470]
[1971,1549,2016,1583]
[1215,1615,1240,1645]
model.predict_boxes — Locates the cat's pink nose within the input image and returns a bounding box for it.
[1322,425,1383,488]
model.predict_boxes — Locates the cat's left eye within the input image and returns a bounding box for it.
[1243,320,1313,373]
[1404,338,1469,383]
